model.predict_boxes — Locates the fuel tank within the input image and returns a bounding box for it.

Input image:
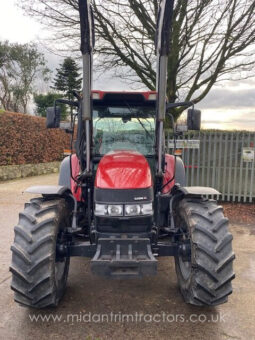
[95,150,152,189]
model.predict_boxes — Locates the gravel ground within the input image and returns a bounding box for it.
[0,174,255,340]
[223,202,255,225]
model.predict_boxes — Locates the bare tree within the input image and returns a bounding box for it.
[0,41,50,113]
[20,0,255,118]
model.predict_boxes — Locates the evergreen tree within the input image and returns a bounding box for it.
[53,57,82,102]
[34,92,68,119]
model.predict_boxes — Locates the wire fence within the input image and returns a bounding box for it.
[166,131,255,202]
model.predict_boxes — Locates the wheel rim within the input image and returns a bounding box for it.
[55,230,68,287]
[178,218,192,281]
[179,255,191,280]
[55,259,67,287]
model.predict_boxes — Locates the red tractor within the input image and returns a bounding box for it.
[10,0,235,308]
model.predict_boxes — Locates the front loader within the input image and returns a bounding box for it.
[10,0,235,308]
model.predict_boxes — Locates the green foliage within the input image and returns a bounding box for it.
[34,92,68,119]
[53,57,82,101]
[0,40,51,113]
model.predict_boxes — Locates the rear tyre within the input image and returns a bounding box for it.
[174,198,235,306]
[10,197,71,309]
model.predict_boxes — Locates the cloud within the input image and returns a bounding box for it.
[223,78,255,89]
[94,72,128,91]
[201,108,255,131]
[199,88,255,109]
[0,0,42,44]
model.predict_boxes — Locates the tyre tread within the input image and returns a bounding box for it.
[175,198,235,306]
[10,197,70,309]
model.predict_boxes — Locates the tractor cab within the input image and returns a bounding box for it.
[92,91,156,158]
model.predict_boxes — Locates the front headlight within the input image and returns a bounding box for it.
[125,204,141,216]
[107,205,123,216]
[95,204,123,216]
[95,204,108,216]
[125,203,153,216]
[140,203,153,215]
[95,203,153,217]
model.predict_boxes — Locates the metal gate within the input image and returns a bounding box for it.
[166,131,255,202]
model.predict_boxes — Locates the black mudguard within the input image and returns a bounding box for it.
[25,185,71,196]
[58,156,71,189]
[175,156,186,186]
[176,186,220,196]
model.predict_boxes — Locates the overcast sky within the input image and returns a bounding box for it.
[0,0,254,131]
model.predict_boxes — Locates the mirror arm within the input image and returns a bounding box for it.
[166,101,194,110]
[72,91,82,101]
[54,98,79,108]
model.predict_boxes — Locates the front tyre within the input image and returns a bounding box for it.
[175,198,235,306]
[10,197,71,309]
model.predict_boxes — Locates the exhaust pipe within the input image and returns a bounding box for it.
[78,0,94,173]
[155,0,175,175]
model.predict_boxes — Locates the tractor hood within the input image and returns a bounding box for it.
[95,150,152,189]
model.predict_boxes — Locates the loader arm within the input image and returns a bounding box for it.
[78,0,95,173]
[155,0,175,175]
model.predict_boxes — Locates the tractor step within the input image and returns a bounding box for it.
[91,236,157,278]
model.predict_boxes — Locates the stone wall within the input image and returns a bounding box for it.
[0,162,60,181]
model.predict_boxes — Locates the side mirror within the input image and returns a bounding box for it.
[46,107,61,129]
[187,109,201,131]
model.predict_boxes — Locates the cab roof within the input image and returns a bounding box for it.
[92,91,157,107]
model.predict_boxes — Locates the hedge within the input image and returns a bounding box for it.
[0,111,70,166]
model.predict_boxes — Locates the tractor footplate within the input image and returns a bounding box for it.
[91,236,157,278]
